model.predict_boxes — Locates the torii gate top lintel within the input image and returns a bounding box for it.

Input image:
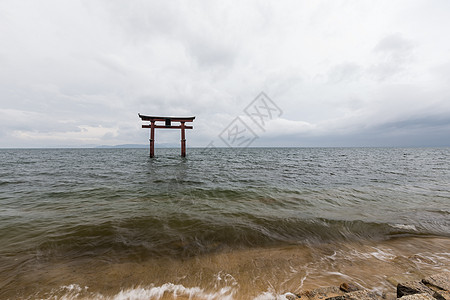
[138,113,195,157]
[138,114,195,122]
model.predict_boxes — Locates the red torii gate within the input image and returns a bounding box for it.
[138,114,195,157]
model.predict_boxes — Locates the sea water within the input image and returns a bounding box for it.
[0,147,449,299]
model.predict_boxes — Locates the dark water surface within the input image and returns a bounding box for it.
[0,148,449,299]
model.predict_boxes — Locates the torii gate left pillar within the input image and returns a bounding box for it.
[138,114,195,157]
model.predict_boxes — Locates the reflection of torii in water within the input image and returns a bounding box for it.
[138,114,195,158]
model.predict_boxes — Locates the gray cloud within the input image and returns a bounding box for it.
[431,61,450,83]
[369,33,415,81]
[374,33,414,53]
[328,62,362,83]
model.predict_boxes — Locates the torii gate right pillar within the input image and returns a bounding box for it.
[181,121,186,157]
[150,121,155,158]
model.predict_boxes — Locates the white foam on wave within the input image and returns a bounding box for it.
[113,283,235,300]
[49,283,237,300]
[61,284,88,292]
[113,287,296,300]
[47,283,302,300]
[214,271,239,288]
[253,291,297,300]
[391,224,417,231]
[325,271,353,281]
[51,284,89,300]
[349,246,395,262]
[369,247,396,261]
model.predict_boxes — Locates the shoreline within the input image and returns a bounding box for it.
[2,236,449,299]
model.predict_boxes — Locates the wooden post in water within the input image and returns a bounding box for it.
[150,120,155,158]
[138,114,195,158]
[181,121,186,157]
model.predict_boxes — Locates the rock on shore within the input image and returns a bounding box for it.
[285,272,449,300]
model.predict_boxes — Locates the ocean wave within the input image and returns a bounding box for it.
[41,283,299,300]
[25,215,437,260]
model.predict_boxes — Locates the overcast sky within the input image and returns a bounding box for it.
[1,0,449,148]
